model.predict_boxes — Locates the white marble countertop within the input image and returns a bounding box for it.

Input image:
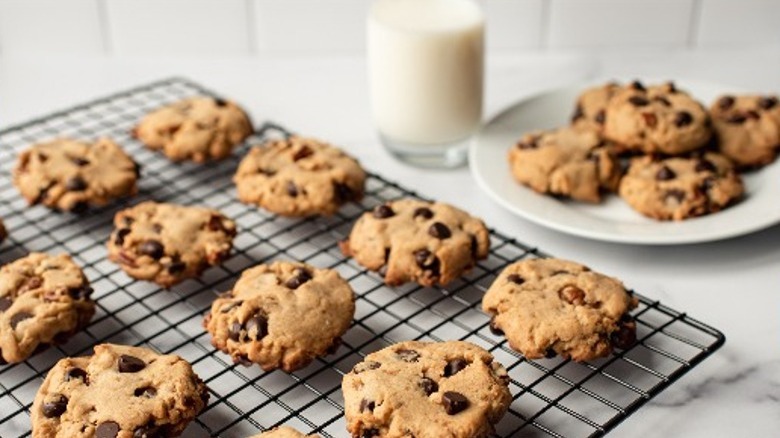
[1,49,778,437]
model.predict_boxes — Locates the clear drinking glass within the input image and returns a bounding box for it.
[367,0,485,168]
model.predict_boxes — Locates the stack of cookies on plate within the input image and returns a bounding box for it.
[508,80,780,221]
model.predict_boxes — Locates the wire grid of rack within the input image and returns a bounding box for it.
[0,78,724,437]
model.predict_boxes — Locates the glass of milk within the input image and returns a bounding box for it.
[368,0,484,168]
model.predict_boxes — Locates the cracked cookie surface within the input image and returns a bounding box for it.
[13,138,139,212]
[31,343,208,438]
[234,136,366,217]
[107,201,236,287]
[0,253,94,364]
[204,261,355,372]
[134,96,253,162]
[341,340,511,438]
[340,199,490,287]
[482,258,638,362]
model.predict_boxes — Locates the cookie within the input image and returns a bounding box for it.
[31,343,208,437]
[249,427,319,438]
[13,138,139,212]
[234,136,366,217]
[133,96,253,162]
[618,152,744,221]
[571,82,622,134]
[604,81,712,155]
[508,127,621,203]
[204,261,355,372]
[482,258,638,362]
[342,340,511,438]
[340,199,490,287]
[0,253,94,364]
[709,94,780,169]
[107,201,236,287]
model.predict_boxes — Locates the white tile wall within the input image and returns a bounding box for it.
[0,0,105,55]
[0,0,776,56]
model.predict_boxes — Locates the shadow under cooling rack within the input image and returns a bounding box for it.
[0,77,725,438]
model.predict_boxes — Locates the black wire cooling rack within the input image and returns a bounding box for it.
[0,78,725,438]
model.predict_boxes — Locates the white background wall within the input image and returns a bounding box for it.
[0,0,778,57]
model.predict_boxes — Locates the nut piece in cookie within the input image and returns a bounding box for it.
[342,340,511,438]
[204,261,355,372]
[709,94,780,169]
[508,127,621,203]
[107,201,236,287]
[603,80,712,155]
[31,343,209,437]
[571,81,622,134]
[0,253,95,364]
[483,258,638,362]
[340,198,490,287]
[248,426,321,437]
[134,96,253,162]
[13,138,139,212]
[619,152,744,221]
[234,136,366,217]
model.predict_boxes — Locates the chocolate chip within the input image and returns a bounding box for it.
[65,176,87,191]
[65,367,88,383]
[571,104,584,122]
[630,80,645,91]
[717,95,735,110]
[207,215,227,232]
[138,240,164,259]
[443,359,468,377]
[611,315,637,349]
[359,398,376,412]
[507,274,524,285]
[746,110,760,120]
[96,421,120,438]
[489,317,503,336]
[0,297,12,312]
[396,349,420,362]
[245,313,268,340]
[286,181,298,197]
[758,96,778,110]
[361,428,380,438]
[726,113,747,124]
[118,355,146,373]
[70,157,90,166]
[595,109,606,124]
[667,81,677,93]
[293,145,314,161]
[10,312,32,329]
[642,112,658,127]
[114,228,131,245]
[285,268,312,289]
[665,189,686,203]
[695,159,716,173]
[442,391,469,415]
[470,235,479,259]
[353,361,381,374]
[373,204,395,219]
[133,424,164,438]
[413,249,440,273]
[133,162,142,178]
[419,377,438,396]
[673,111,693,128]
[654,96,671,107]
[167,261,186,274]
[42,394,68,418]
[545,348,557,359]
[700,176,716,193]
[334,183,354,202]
[628,96,650,107]
[428,222,451,239]
[559,285,586,305]
[134,386,157,398]
[213,98,227,107]
[655,166,676,181]
[228,321,242,342]
[69,286,93,300]
[516,139,538,150]
[413,207,434,220]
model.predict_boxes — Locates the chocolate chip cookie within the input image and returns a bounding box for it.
[604,81,712,155]
[508,127,621,203]
[709,94,780,169]
[619,152,744,221]
[234,136,366,217]
[107,201,236,287]
[342,340,511,438]
[571,82,622,134]
[31,343,209,437]
[204,261,355,372]
[133,96,253,162]
[0,253,94,364]
[13,138,139,212]
[249,427,319,438]
[482,258,638,362]
[340,199,490,287]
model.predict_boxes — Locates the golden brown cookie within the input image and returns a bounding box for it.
[709,94,780,169]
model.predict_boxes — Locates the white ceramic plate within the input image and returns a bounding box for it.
[469,81,780,245]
